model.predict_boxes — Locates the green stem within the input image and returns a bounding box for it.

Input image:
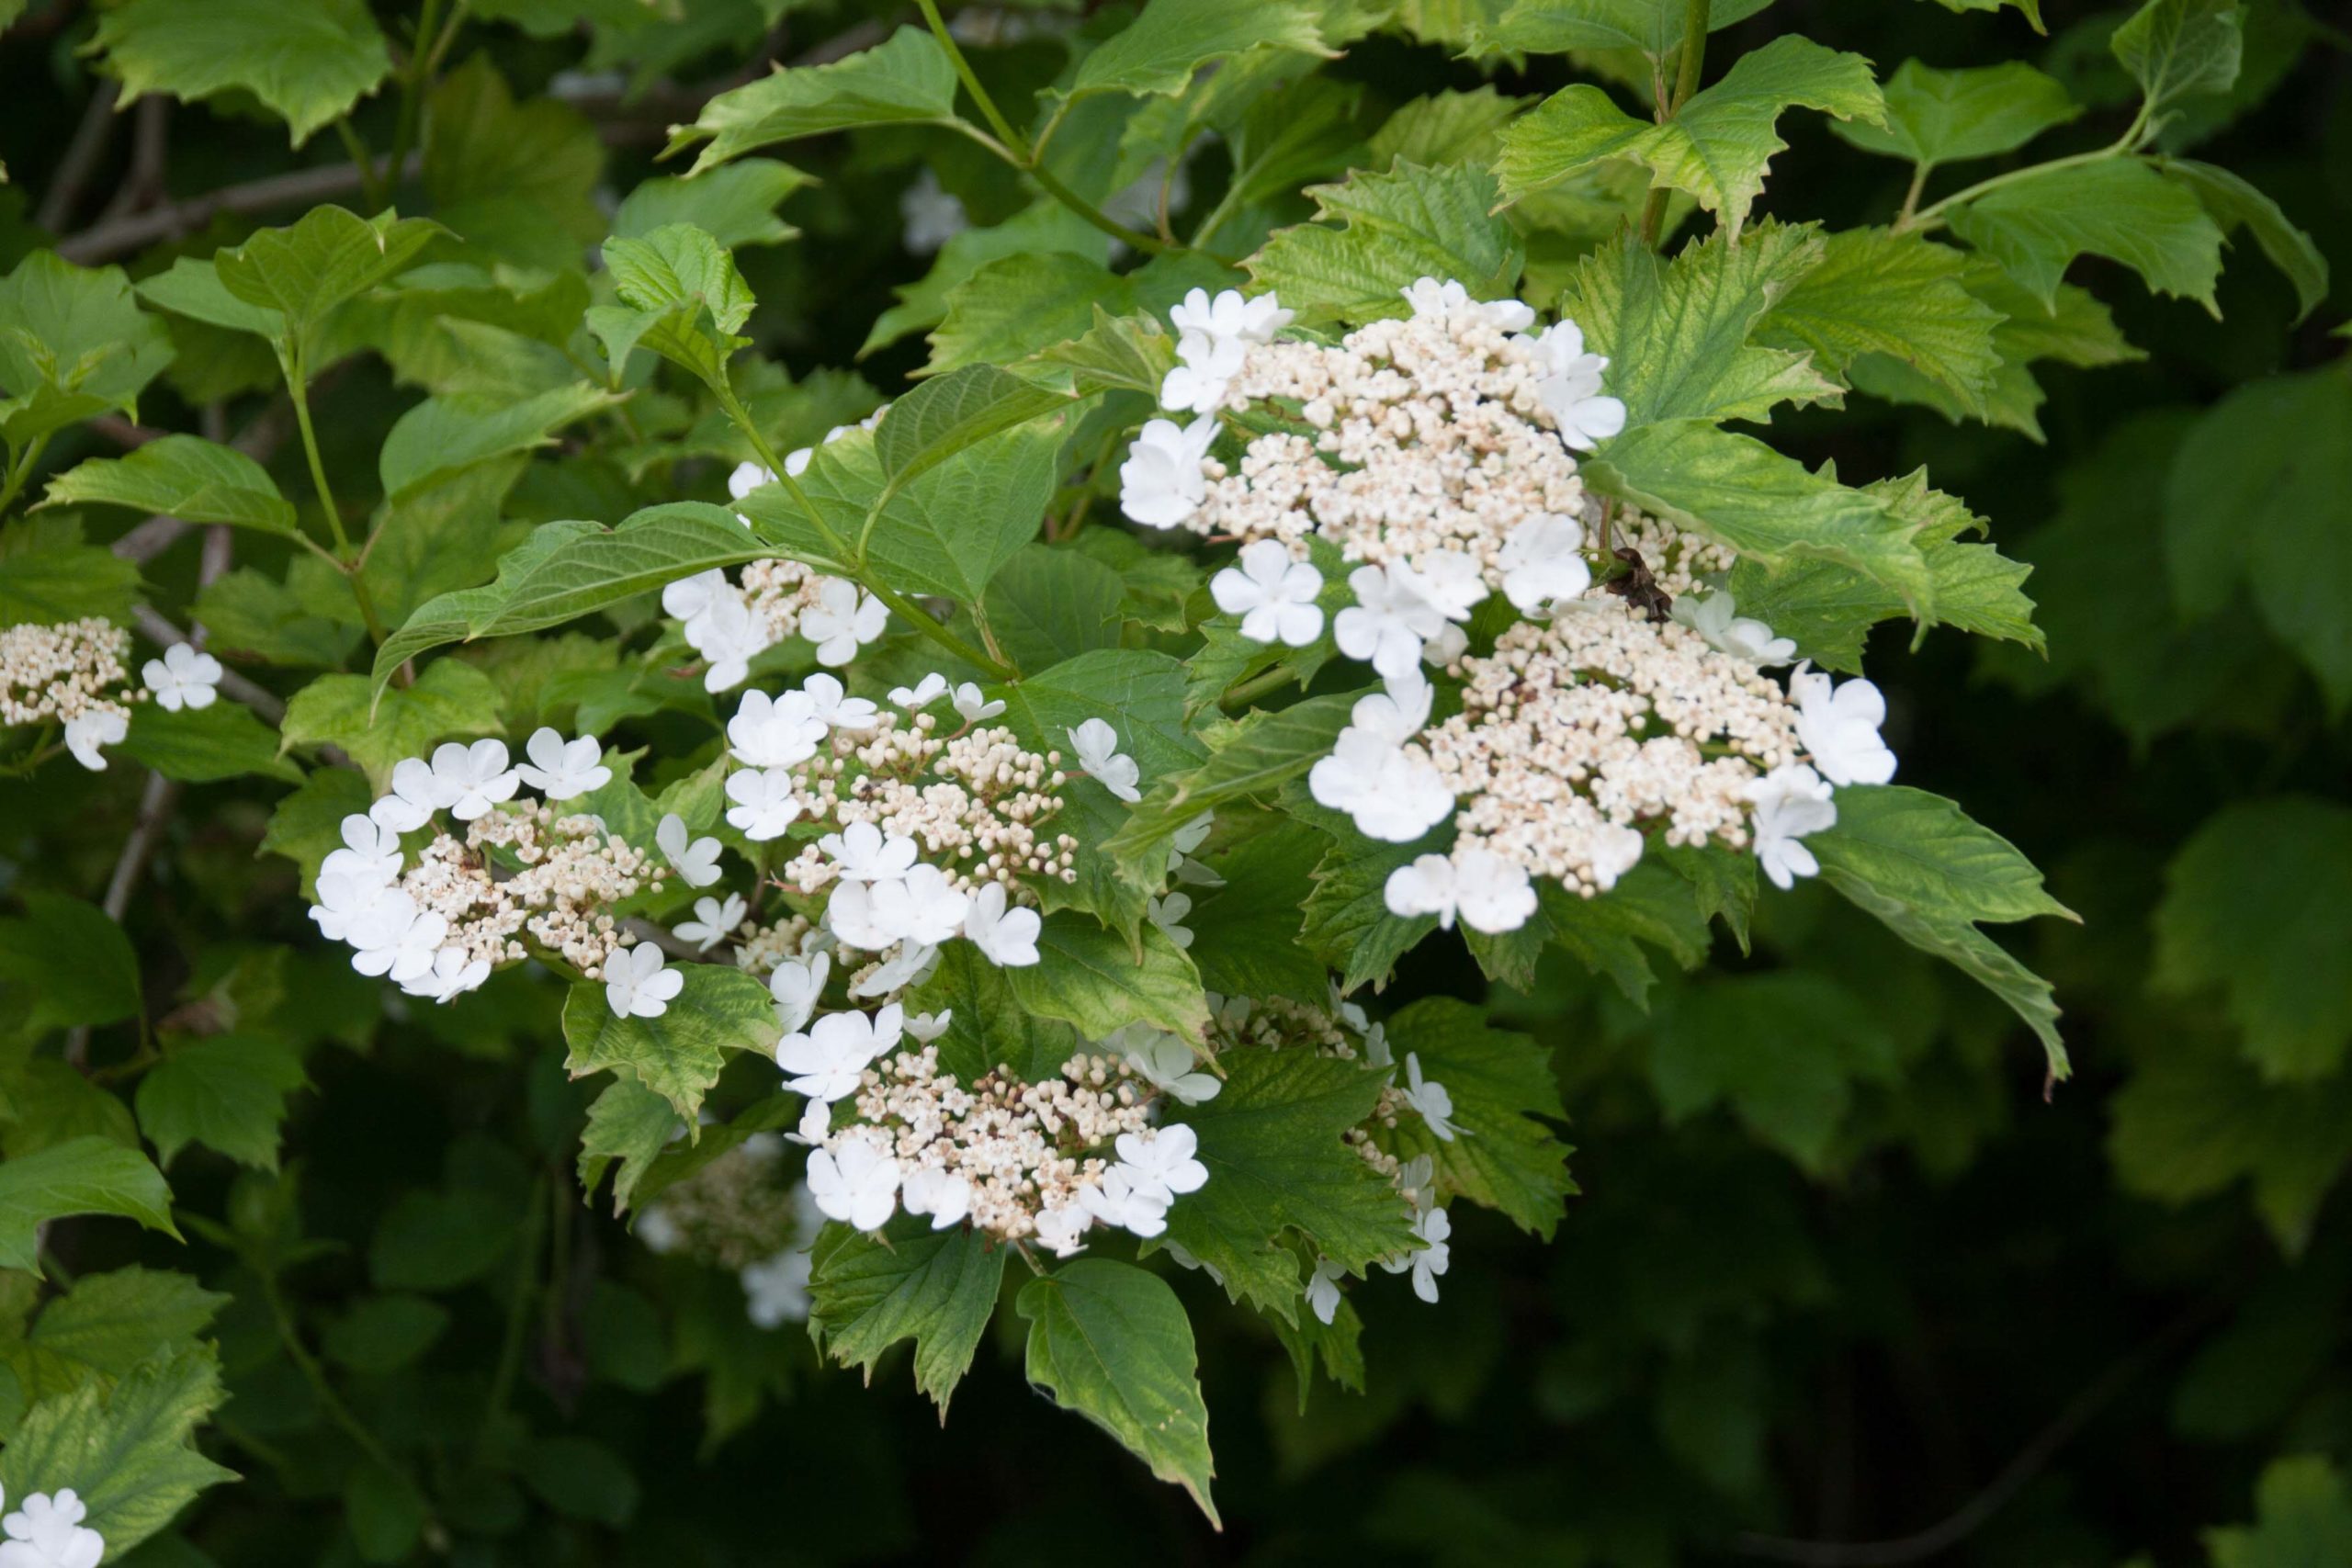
[1219,661,1297,712]
[1901,143,2134,232]
[1029,160,1168,255]
[1896,161,1932,226]
[476,1174,549,1461]
[914,0,1028,156]
[259,1269,436,1524]
[1638,0,1711,247]
[333,118,386,209]
[0,434,49,516]
[388,0,447,188]
[286,340,393,648]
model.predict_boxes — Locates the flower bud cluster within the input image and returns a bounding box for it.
[636,1130,825,1329]
[0,616,142,770]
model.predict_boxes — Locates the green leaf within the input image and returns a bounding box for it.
[13,1268,227,1397]
[0,253,175,445]
[1017,1259,1217,1523]
[0,893,141,1039]
[2158,158,2328,322]
[1809,785,2075,1079]
[90,0,390,145]
[216,208,445,341]
[1245,161,1525,327]
[134,1034,308,1171]
[323,1294,451,1375]
[1101,694,1359,874]
[1180,825,1333,1005]
[1944,156,2224,312]
[1475,0,1778,56]
[1059,0,1329,104]
[133,257,286,340]
[907,943,1080,1087]
[560,965,781,1123]
[0,1346,233,1555]
[925,250,1238,378]
[990,649,1204,791]
[1033,307,1180,397]
[0,1138,178,1273]
[2153,798,2352,1082]
[577,1075,679,1216]
[665,27,959,175]
[865,204,1110,359]
[1296,801,1439,992]
[1497,37,1883,235]
[422,57,605,262]
[980,545,1125,673]
[121,702,302,784]
[1649,973,1899,1173]
[1755,228,2002,417]
[1562,226,1838,427]
[41,435,297,535]
[2111,0,2243,131]
[2162,367,2352,709]
[875,364,1069,491]
[259,768,375,897]
[1380,998,1576,1233]
[521,1435,638,1526]
[1006,914,1211,1043]
[605,224,755,335]
[1520,862,1713,1005]
[807,1217,1007,1412]
[0,518,140,627]
[378,383,616,501]
[614,159,813,250]
[281,660,503,784]
[2207,1456,2352,1567]
[1583,419,1935,618]
[1833,61,2080,169]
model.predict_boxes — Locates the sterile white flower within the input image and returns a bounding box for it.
[1309,729,1454,842]
[1499,513,1594,614]
[1122,1031,1221,1106]
[1744,762,1838,891]
[1079,1167,1170,1237]
[777,1003,902,1101]
[1383,847,1537,933]
[1160,330,1244,414]
[308,868,389,942]
[656,813,723,888]
[1334,562,1451,680]
[768,951,831,1033]
[741,1246,815,1328]
[401,945,491,1004]
[688,590,770,692]
[1033,1202,1092,1257]
[849,940,935,998]
[1119,416,1216,528]
[663,568,728,625]
[1114,1124,1208,1202]
[800,672,878,732]
[1067,717,1141,802]
[369,756,441,832]
[906,1009,953,1043]
[724,766,802,840]
[899,168,967,254]
[1400,1051,1461,1141]
[727,461,772,502]
[1590,823,1646,890]
[1147,891,1194,950]
[950,682,1004,723]
[1169,286,1294,345]
[890,672,947,709]
[1402,276,1536,333]
[604,942,682,1019]
[820,820,918,885]
[1791,663,1897,786]
[321,813,403,887]
[900,1165,972,1229]
[1673,592,1797,666]
[807,1139,902,1232]
[1210,539,1324,646]
[142,641,221,712]
[1521,318,1627,451]
[962,882,1041,965]
[427,739,519,821]
[514,728,612,800]
[1384,1206,1452,1303]
[801,578,888,666]
[1306,1257,1345,1325]
[62,709,124,772]
[1412,549,1489,622]
[1,1487,104,1568]
[349,893,446,985]
[1395,1153,1436,1213]
[674,892,748,953]
[728,688,827,768]
[788,1097,831,1145]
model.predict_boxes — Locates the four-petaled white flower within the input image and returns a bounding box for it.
[1334,562,1452,680]
[1399,1051,1461,1141]
[1160,331,1244,414]
[604,942,683,1019]
[906,1009,953,1043]
[808,1138,901,1232]
[1402,276,1537,333]
[800,672,878,732]
[369,756,441,832]
[514,728,611,800]
[1122,1030,1222,1106]
[899,168,967,254]
[62,709,125,772]
[727,461,773,502]
[674,892,748,953]
[1210,540,1324,647]
[1119,416,1216,529]
[820,820,919,885]
[1169,286,1294,345]
[1114,1125,1208,1204]
[728,688,826,769]
[1412,549,1489,622]
[1791,663,1898,786]
[1308,716,1453,843]
[828,865,970,950]
[962,882,1042,966]
[900,1165,972,1229]
[401,945,491,1004]
[1147,891,1194,950]
[889,671,946,709]
[1067,717,1141,802]
[724,766,802,840]
[951,682,1004,723]
[0,1486,104,1568]
[1499,514,1594,615]
[768,952,831,1033]
[849,939,936,998]
[427,739,519,821]
[741,1246,815,1329]
[777,1003,902,1102]
[1384,847,1537,933]
[142,641,221,712]
[308,869,388,942]
[656,813,723,888]
[1591,823,1647,891]
[1673,592,1797,666]
[801,578,888,666]
[322,813,403,887]
[1744,762,1838,891]
[1079,1166,1170,1237]
[1380,1205,1453,1303]
[349,893,446,985]
[1520,317,1627,451]
[690,590,770,693]
[1033,1201,1092,1257]
[1306,1257,1345,1325]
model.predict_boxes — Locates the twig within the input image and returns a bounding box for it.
[88,415,166,449]
[57,156,422,265]
[95,97,171,227]
[37,80,121,232]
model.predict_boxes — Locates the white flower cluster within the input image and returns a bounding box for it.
[0,616,199,772]
[0,1485,103,1568]
[306,728,669,1005]
[635,1128,823,1329]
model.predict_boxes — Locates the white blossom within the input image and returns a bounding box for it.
[724,766,802,840]
[800,672,878,732]
[889,671,947,709]
[848,940,936,998]
[1399,1051,1461,1141]
[950,682,1004,723]
[1306,1257,1345,1325]
[1210,539,1324,646]
[321,813,403,888]
[1521,318,1626,451]
[906,1009,953,1043]
[1745,762,1838,891]
[674,892,747,953]
[349,893,446,985]
[1169,286,1294,345]
[1383,848,1537,933]
[604,942,683,1019]
[777,1004,902,1102]
[663,567,728,626]
[961,882,1041,966]
[1032,1202,1092,1257]
[0,1488,103,1568]
[142,641,221,712]
[807,1138,901,1232]
[1113,1124,1208,1203]
[689,591,771,693]
[369,757,442,832]
[741,1246,815,1328]
[62,709,124,772]
[401,945,491,1004]
[820,820,919,885]
[1146,891,1194,950]
[828,865,968,950]
[514,728,612,800]
[768,952,831,1033]
[1308,728,1454,842]
[1791,663,1897,786]
[427,739,519,821]
[727,461,772,502]
[1118,416,1216,529]
[1402,276,1535,333]
[899,168,967,254]
[727,688,826,768]
[1589,823,1647,890]
[900,1165,973,1229]
[1121,1030,1221,1106]
[1067,717,1141,802]
[1673,592,1797,666]
[1382,1205,1453,1303]
[1412,549,1489,622]
[1078,1166,1170,1237]
[801,578,888,666]
[1499,514,1594,614]
[656,813,723,888]
[308,868,390,942]
[1160,330,1245,414]
[1334,562,1451,680]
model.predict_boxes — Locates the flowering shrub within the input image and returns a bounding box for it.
[0,0,2342,1558]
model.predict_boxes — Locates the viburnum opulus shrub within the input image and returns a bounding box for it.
[0,0,2333,1555]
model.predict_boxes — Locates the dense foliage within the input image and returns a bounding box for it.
[0,0,2346,1562]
